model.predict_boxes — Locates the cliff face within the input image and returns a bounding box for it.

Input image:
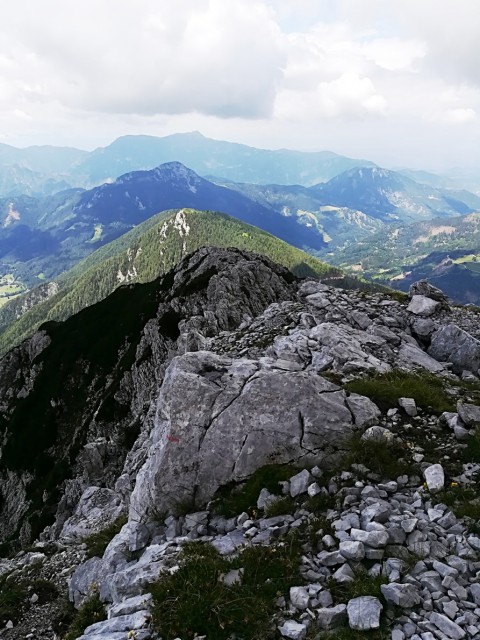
[0,247,296,548]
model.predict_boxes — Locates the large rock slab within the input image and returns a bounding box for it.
[428,324,480,375]
[129,351,357,523]
[398,342,446,374]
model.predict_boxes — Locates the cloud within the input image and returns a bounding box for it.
[0,0,286,119]
[0,0,478,172]
[277,72,386,119]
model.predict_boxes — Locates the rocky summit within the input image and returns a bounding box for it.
[3,250,480,639]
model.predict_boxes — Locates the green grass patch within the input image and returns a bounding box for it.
[264,496,296,518]
[462,426,480,463]
[438,485,480,532]
[345,370,454,414]
[63,593,106,640]
[84,515,127,559]
[342,433,412,479]
[150,541,301,640]
[327,567,388,603]
[212,464,298,517]
[0,577,28,625]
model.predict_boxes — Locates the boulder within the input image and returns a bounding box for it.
[381,583,422,608]
[316,604,348,629]
[278,621,307,640]
[428,324,480,375]
[457,402,480,426]
[398,342,445,374]
[406,295,441,317]
[408,280,449,304]
[398,397,417,417]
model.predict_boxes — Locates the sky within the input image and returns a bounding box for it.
[0,0,479,172]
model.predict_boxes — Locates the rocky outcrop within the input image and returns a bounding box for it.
[3,251,480,639]
[128,350,376,525]
[3,250,480,549]
[0,248,297,547]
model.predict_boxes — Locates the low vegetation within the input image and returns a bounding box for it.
[0,575,58,626]
[150,541,301,640]
[0,578,28,625]
[327,567,388,603]
[342,432,412,479]
[63,592,106,640]
[212,463,298,517]
[83,515,128,559]
[345,370,455,414]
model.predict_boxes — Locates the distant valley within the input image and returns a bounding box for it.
[0,132,480,349]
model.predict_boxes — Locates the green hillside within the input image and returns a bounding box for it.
[0,208,340,356]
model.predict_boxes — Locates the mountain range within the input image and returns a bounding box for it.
[0,132,479,349]
[0,132,376,196]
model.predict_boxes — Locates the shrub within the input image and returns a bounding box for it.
[345,370,455,414]
[150,541,301,640]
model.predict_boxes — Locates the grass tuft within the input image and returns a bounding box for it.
[83,515,127,559]
[342,433,412,479]
[345,370,454,414]
[63,593,106,640]
[264,496,296,517]
[150,540,301,640]
[326,567,388,603]
[212,464,298,517]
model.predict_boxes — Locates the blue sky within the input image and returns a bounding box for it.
[0,0,479,173]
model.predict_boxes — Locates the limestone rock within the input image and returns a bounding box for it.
[278,620,307,640]
[316,604,348,629]
[409,280,449,304]
[423,464,445,492]
[129,351,356,523]
[457,402,480,426]
[407,295,441,317]
[428,323,480,374]
[347,596,382,631]
[381,583,422,608]
[398,397,417,417]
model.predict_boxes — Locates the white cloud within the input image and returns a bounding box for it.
[362,38,426,71]
[286,73,386,119]
[0,0,478,172]
[0,0,286,119]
